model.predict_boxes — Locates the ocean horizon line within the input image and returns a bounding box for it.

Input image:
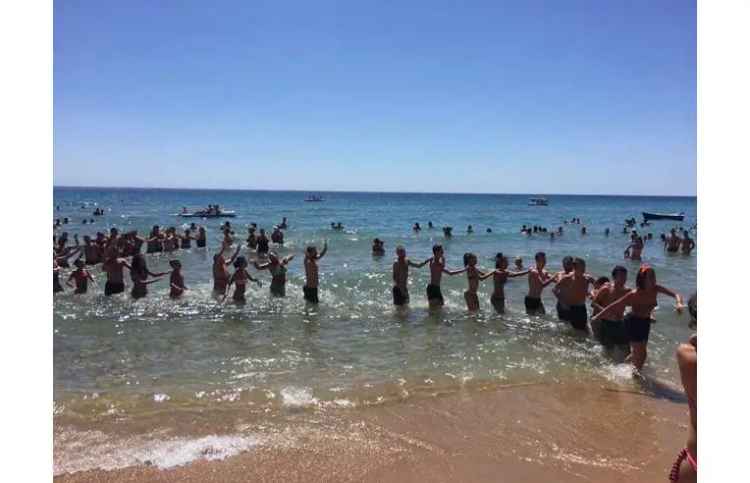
[53,185,697,198]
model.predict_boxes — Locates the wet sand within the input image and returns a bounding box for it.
[55,381,688,482]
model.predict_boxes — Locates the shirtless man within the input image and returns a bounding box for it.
[426,244,465,308]
[553,257,595,330]
[624,232,644,260]
[303,241,328,304]
[552,256,574,322]
[680,230,696,255]
[591,266,631,351]
[392,246,429,306]
[525,252,555,315]
[665,228,682,253]
[213,242,240,297]
[82,235,103,265]
[102,251,131,296]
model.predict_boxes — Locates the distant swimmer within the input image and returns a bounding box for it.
[427,221,434,229]
[180,229,194,249]
[581,226,587,235]
[130,254,168,299]
[553,257,595,331]
[681,230,696,255]
[664,228,682,253]
[169,260,186,298]
[66,259,95,295]
[467,225,474,234]
[303,241,328,304]
[605,228,610,237]
[413,222,421,232]
[490,253,529,313]
[462,252,494,311]
[392,246,429,307]
[592,265,684,372]
[591,266,630,353]
[254,252,294,297]
[279,217,288,229]
[213,242,241,297]
[372,238,385,256]
[486,228,492,233]
[426,244,465,308]
[525,252,555,315]
[225,256,261,304]
[514,257,524,271]
[624,232,644,260]
[442,226,453,238]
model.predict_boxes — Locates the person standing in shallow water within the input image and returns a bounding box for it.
[254,252,294,297]
[591,266,631,354]
[425,244,466,309]
[303,241,328,304]
[553,257,595,331]
[592,265,684,373]
[129,253,168,299]
[213,242,240,297]
[525,252,555,315]
[490,253,528,313]
[391,246,429,307]
[461,252,495,312]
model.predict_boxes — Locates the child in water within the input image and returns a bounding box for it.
[66,259,95,294]
[491,254,529,313]
[225,256,262,304]
[462,252,495,311]
[169,260,187,298]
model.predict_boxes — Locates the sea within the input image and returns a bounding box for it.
[52,187,697,475]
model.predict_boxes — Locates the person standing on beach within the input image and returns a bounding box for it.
[392,246,429,306]
[591,265,684,372]
[213,242,240,297]
[553,257,595,331]
[591,266,631,353]
[254,252,294,297]
[303,241,328,304]
[525,252,555,315]
[491,253,529,313]
[426,244,466,309]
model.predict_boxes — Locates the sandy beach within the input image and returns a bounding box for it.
[56,381,688,482]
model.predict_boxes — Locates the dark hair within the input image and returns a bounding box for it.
[611,265,627,277]
[432,244,443,255]
[595,276,609,286]
[562,256,574,269]
[573,257,585,268]
[463,252,472,266]
[534,251,546,261]
[688,293,697,320]
[233,256,247,268]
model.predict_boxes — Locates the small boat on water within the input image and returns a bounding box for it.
[642,211,685,222]
[304,195,324,202]
[528,197,549,206]
[174,205,237,218]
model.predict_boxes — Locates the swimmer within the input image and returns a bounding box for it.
[271,226,284,244]
[525,252,555,315]
[592,265,684,372]
[102,251,131,296]
[254,252,294,297]
[486,228,492,233]
[225,256,261,304]
[169,260,186,298]
[130,253,168,299]
[372,238,385,256]
[624,232,644,260]
[279,217,288,229]
[665,228,682,253]
[461,253,494,311]
[413,222,421,232]
[591,266,631,353]
[442,226,453,238]
[256,229,270,255]
[427,221,434,229]
[179,229,194,249]
[605,228,610,236]
[303,241,328,304]
[66,259,95,294]
[467,225,473,234]
[426,244,466,308]
[392,246,429,307]
[681,230,696,255]
[490,253,529,313]
[213,242,240,297]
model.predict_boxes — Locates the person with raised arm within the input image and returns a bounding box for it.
[425,244,466,309]
[224,256,262,304]
[591,265,684,372]
[490,253,529,313]
[303,240,328,304]
[392,246,429,307]
[213,242,240,298]
[254,252,294,297]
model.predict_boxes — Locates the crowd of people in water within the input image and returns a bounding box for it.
[54,213,696,373]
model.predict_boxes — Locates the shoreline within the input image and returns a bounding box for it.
[55,381,688,482]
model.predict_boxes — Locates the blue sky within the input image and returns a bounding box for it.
[54,0,696,195]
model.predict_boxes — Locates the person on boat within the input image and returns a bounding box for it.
[168,260,186,298]
[66,259,96,295]
[392,246,429,307]
[681,230,696,255]
[490,253,529,313]
[256,229,270,255]
[196,226,207,248]
[303,241,328,304]
[669,296,696,482]
[624,232,644,260]
[372,238,385,256]
[462,252,494,312]
[664,228,682,253]
[254,252,294,297]
[130,253,168,299]
[591,266,631,354]
[426,244,465,309]
[553,257,595,331]
[591,265,684,372]
[525,252,555,315]
[225,256,261,304]
[213,242,240,297]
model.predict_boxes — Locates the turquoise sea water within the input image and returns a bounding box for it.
[53,188,696,473]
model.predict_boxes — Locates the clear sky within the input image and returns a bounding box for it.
[54,0,696,195]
